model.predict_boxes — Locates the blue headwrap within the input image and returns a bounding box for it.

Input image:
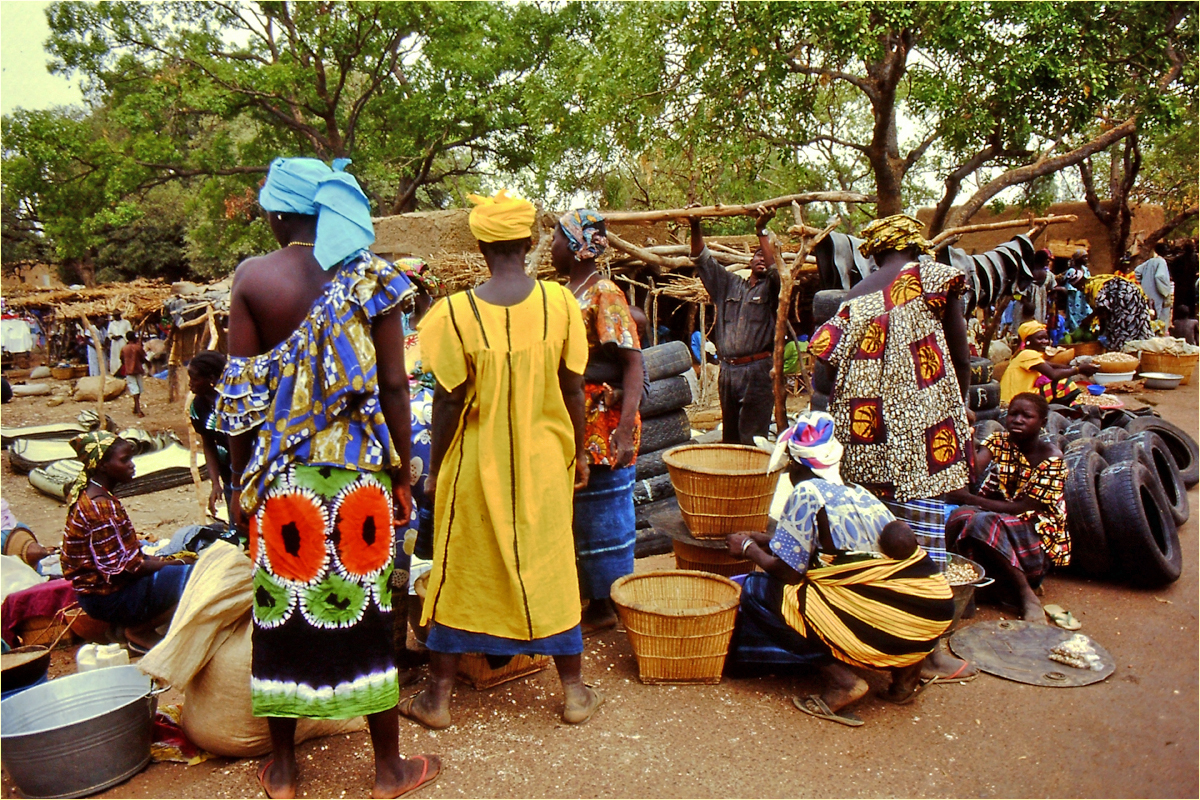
[767,410,844,484]
[259,157,376,271]
[557,209,608,261]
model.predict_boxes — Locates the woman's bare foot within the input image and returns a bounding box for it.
[398,691,451,730]
[373,754,441,799]
[562,682,604,724]
[257,757,297,799]
[1020,593,1047,624]
[818,662,869,713]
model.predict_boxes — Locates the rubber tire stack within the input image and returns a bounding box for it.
[633,341,696,556]
[967,355,1002,420]
[1061,407,1195,586]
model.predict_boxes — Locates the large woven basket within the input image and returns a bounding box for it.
[671,538,756,578]
[1072,341,1105,357]
[611,570,741,684]
[457,653,550,690]
[663,444,782,538]
[1140,351,1198,385]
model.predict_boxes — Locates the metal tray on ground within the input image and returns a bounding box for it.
[949,618,1115,687]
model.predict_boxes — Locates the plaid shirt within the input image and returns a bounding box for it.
[61,492,143,595]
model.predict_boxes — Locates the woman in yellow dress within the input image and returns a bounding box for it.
[999,321,1098,405]
[400,190,603,729]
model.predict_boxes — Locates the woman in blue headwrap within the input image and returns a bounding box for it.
[551,209,644,634]
[216,157,439,798]
[723,412,954,727]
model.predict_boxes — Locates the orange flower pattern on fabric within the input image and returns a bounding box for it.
[856,317,888,359]
[887,271,922,309]
[259,487,328,585]
[978,432,1070,566]
[248,514,260,564]
[925,419,962,473]
[909,333,947,390]
[332,480,393,578]
[577,278,643,467]
[849,398,885,444]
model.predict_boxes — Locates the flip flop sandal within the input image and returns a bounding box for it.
[398,693,451,730]
[880,676,934,705]
[927,661,979,685]
[376,754,442,799]
[562,685,605,725]
[791,694,864,727]
[1043,604,1081,631]
[257,758,295,800]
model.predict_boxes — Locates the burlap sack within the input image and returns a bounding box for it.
[73,376,125,401]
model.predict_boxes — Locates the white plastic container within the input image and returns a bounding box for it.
[75,643,100,672]
[75,643,130,672]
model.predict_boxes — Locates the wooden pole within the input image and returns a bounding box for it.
[928,214,1078,247]
[772,217,842,431]
[979,293,1012,361]
[698,302,708,404]
[82,316,108,427]
[601,191,874,224]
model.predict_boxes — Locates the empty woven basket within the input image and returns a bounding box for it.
[611,570,741,684]
[663,444,782,537]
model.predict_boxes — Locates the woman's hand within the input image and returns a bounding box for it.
[574,458,590,490]
[230,490,247,536]
[611,425,637,469]
[392,481,414,529]
[208,484,223,519]
[726,532,752,558]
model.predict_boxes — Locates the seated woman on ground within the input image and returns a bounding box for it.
[725,412,955,727]
[945,392,1068,623]
[60,432,193,652]
[1000,321,1098,405]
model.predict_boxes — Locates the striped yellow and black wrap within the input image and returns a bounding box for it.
[781,549,954,669]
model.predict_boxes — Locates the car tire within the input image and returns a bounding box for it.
[969,356,993,386]
[635,447,671,481]
[1064,449,1113,578]
[1122,416,1200,488]
[632,472,676,505]
[1099,460,1181,587]
[968,380,1000,412]
[643,341,694,382]
[812,290,848,329]
[1063,421,1101,442]
[973,420,1005,442]
[640,375,693,418]
[638,409,691,455]
[1128,432,1189,526]
[974,406,1005,422]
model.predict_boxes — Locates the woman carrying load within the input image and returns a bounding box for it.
[809,214,974,681]
[403,189,603,730]
[726,412,955,726]
[217,157,438,799]
[1000,321,1099,405]
[551,209,644,635]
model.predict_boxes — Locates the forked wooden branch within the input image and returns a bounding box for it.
[929,214,1078,247]
[601,191,874,224]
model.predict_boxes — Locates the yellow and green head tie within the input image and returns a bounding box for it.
[65,430,119,505]
[858,214,934,259]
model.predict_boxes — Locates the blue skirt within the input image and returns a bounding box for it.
[426,622,582,657]
[724,573,831,674]
[572,464,636,600]
[75,564,193,628]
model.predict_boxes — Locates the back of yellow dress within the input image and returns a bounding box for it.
[417,281,588,640]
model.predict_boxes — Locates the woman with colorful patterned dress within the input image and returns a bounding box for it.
[725,413,954,726]
[1083,272,1154,350]
[1000,321,1099,405]
[946,392,1068,623]
[217,157,439,799]
[401,190,603,731]
[809,213,974,681]
[551,209,643,634]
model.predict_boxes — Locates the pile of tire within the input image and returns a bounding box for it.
[968,356,1001,420]
[632,341,696,556]
[1059,409,1196,587]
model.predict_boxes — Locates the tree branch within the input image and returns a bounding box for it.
[1137,204,1198,257]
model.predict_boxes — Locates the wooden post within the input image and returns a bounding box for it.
[82,316,108,427]
[771,217,842,431]
[979,293,1012,361]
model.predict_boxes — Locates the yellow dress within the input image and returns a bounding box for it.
[1000,349,1045,403]
[417,281,588,640]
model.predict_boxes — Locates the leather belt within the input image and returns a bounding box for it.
[722,351,772,366]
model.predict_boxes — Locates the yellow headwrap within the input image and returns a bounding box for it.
[858,214,934,258]
[466,189,536,243]
[1018,320,1047,345]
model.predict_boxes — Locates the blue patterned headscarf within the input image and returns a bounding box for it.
[767,411,845,484]
[259,157,376,271]
[557,209,608,261]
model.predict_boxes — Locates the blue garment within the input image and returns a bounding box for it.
[75,564,192,628]
[426,622,583,656]
[258,157,375,270]
[725,573,831,672]
[572,464,636,600]
[1048,313,1068,345]
[216,253,415,513]
[770,480,890,576]
[881,497,949,569]
[1064,286,1092,332]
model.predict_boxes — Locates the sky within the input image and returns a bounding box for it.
[1,0,84,115]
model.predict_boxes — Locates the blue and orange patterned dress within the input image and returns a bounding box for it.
[216,252,414,719]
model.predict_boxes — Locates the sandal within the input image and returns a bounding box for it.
[1043,604,1081,631]
[791,694,864,727]
[880,676,934,705]
[374,754,441,799]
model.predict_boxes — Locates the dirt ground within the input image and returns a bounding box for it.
[1,371,1197,799]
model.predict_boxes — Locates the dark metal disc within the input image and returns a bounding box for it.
[949,619,1116,687]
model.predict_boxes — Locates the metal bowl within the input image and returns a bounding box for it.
[1139,372,1184,390]
[1092,370,1135,385]
[945,553,993,634]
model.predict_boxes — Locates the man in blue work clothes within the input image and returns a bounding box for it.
[690,212,779,444]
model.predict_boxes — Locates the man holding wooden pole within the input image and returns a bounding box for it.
[690,212,779,444]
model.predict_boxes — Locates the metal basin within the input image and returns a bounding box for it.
[946,552,992,633]
[1,665,158,798]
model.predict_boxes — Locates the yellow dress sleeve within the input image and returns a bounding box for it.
[417,295,470,392]
[558,283,588,375]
